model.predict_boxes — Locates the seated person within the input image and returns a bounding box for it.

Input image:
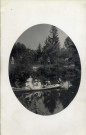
[58,78,62,84]
[28,76,33,82]
[47,80,51,85]
[33,79,39,89]
[37,80,42,89]
[45,80,51,86]
[33,79,42,89]
[25,76,33,89]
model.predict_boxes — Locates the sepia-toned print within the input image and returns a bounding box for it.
[9,24,81,115]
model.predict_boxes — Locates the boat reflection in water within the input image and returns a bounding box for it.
[13,79,73,115]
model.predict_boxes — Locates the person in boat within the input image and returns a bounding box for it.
[58,77,62,84]
[45,80,51,86]
[37,79,42,89]
[47,80,51,85]
[33,79,39,89]
[25,76,33,89]
[33,79,42,89]
[28,76,33,82]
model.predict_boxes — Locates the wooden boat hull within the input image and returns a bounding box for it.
[13,85,61,94]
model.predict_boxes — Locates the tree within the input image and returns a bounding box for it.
[9,42,36,87]
[37,43,42,54]
[10,42,26,65]
[49,26,60,46]
[64,37,81,68]
[36,43,42,62]
[42,26,60,64]
[64,37,81,87]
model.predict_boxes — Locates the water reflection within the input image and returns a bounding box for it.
[15,81,77,115]
[16,89,63,115]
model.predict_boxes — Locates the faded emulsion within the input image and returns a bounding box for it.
[9,24,81,115]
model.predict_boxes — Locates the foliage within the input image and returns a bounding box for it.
[9,27,81,94]
[9,26,81,114]
[42,26,60,64]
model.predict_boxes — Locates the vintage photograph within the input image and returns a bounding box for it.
[9,24,81,115]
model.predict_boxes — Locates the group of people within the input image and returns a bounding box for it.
[15,75,62,89]
[25,76,42,90]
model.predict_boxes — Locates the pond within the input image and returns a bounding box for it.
[15,83,74,115]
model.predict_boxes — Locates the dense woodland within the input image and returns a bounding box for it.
[9,26,81,94]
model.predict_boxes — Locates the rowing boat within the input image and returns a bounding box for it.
[13,84,61,93]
